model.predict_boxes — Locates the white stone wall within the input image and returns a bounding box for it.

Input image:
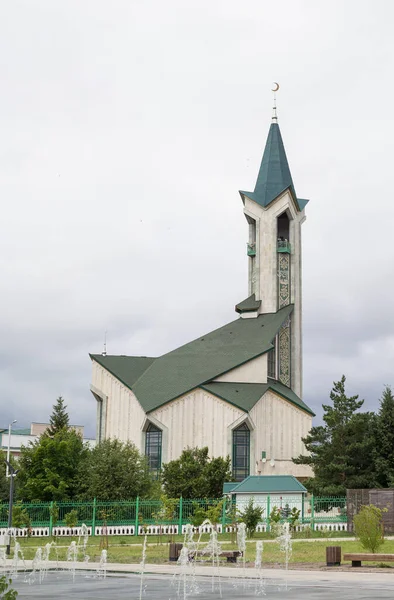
[243,190,305,397]
[235,492,304,513]
[213,354,268,383]
[91,364,312,477]
[150,388,245,461]
[249,390,312,478]
[91,361,146,450]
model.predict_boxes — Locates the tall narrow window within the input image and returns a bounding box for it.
[232,423,250,482]
[145,424,162,479]
[267,339,276,379]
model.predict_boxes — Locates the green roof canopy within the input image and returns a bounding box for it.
[224,475,307,495]
[239,122,309,211]
[201,380,314,416]
[223,482,238,494]
[89,356,156,392]
[235,294,261,314]
[91,305,295,414]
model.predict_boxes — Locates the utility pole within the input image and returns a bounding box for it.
[6,420,17,478]
[4,459,18,556]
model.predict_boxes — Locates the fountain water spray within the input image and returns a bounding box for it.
[177,545,190,599]
[254,540,265,596]
[41,542,52,581]
[11,540,26,577]
[182,523,199,596]
[97,549,107,579]
[29,547,42,584]
[139,534,147,600]
[201,523,222,597]
[66,540,78,582]
[276,521,292,591]
[0,547,6,572]
[79,523,90,563]
[237,522,247,587]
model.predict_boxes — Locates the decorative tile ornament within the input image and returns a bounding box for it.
[278,253,291,386]
[251,265,257,296]
[279,317,291,387]
[278,253,290,308]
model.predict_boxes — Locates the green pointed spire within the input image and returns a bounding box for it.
[240,122,308,210]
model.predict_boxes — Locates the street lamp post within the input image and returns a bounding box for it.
[4,459,18,556]
[6,420,17,478]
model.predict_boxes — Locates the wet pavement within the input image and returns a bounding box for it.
[10,570,394,599]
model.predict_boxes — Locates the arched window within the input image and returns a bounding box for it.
[232,423,250,482]
[267,339,276,379]
[145,423,162,479]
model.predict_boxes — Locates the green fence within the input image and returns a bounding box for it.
[0,496,347,536]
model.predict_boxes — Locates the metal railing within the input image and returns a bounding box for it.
[277,240,291,253]
[0,496,347,536]
[247,243,256,256]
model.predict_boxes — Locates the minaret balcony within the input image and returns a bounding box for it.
[277,240,291,253]
[247,243,256,257]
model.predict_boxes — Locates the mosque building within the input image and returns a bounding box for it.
[90,103,314,482]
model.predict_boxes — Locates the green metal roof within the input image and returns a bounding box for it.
[235,294,261,314]
[267,379,315,416]
[201,382,268,412]
[0,428,31,436]
[223,482,238,494]
[225,475,307,495]
[89,355,156,392]
[239,122,309,211]
[14,428,31,435]
[91,305,294,414]
[201,379,314,415]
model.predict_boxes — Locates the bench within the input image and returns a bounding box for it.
[220,551,243,564]
[343,553,394,567]
[188,550,242,564]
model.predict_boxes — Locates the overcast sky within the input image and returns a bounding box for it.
[1,0,393,437]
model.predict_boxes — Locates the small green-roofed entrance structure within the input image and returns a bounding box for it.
[224,475,307,496]
[224,476,307,519]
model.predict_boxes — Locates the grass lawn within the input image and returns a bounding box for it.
[11,535,394,567]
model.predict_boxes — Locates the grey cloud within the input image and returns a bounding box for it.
[1,0,394,435]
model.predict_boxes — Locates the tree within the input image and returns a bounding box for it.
[76,438,158,500]
[0,462,10,503]
[12,502,31,530]
[46,396,70,437]
[191,499,225,529]
[293,376,376,495]
[17,429,86,501]
[64,509,78,529]
[374,386,394,487]
[161,447,232,498]
[238,498,264,537]
[49,502,59,538]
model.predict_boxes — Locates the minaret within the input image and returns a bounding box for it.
[238,91,309,398]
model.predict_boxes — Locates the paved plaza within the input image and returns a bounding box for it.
[8,565,394,599]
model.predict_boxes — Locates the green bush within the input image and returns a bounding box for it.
[353,504,386,553]
[268,506,281,536]
[0,575,17,599]
[288,507,301,531]
[64,509,78,529]
[190,500,224,529]
[11,503,31,531]
[269,506,281,524]
[238,499,264,538]
[49,502,59,529]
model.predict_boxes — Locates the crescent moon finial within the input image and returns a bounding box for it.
[271,82,279,121]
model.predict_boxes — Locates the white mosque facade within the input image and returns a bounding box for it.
[90,110,314,481]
